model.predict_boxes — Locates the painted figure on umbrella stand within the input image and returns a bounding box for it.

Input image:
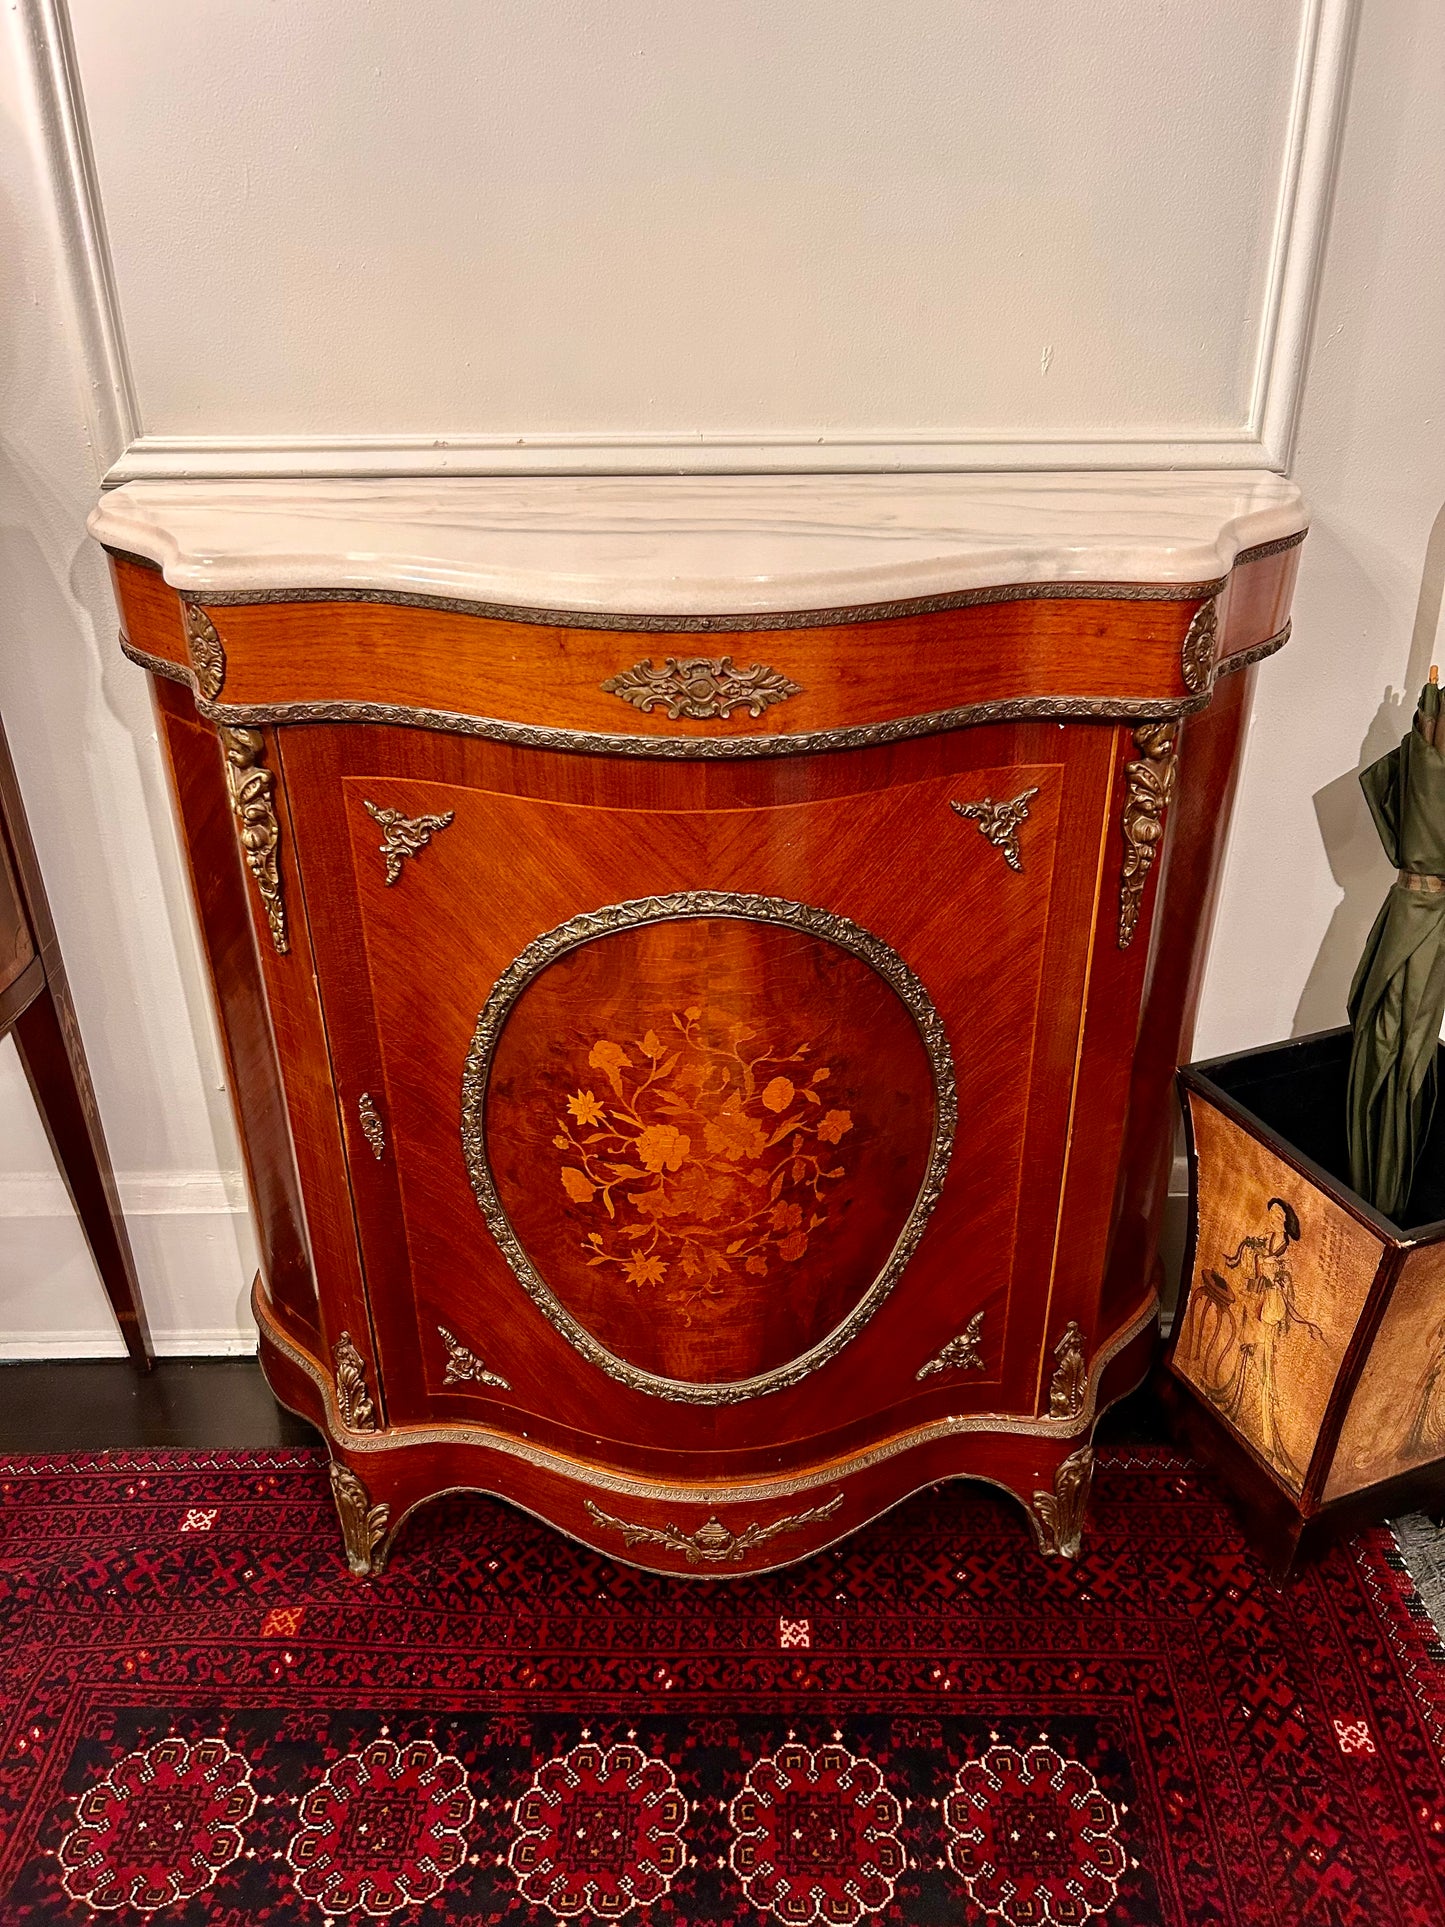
[1179,1196,1323,1483]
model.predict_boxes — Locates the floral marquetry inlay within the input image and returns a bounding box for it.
[469,897,952,1401]
[555,1006,856,1310]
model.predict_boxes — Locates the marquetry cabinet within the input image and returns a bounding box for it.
[92,474,1307,1576]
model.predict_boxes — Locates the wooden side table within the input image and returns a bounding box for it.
[0,718,152,1370]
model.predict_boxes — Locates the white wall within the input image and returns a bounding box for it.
[0,0,1438,1356]
[61,0,1355,475]
[1197,0,1445,1056]
[0,8,256,1353]
[66,0,1312,466]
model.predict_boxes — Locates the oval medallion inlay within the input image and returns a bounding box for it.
[462,894,955,1403]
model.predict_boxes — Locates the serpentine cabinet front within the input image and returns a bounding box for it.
[93,475,1306,1576]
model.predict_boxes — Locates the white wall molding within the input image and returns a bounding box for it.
[16,0,1357,485]
[104,431,1275,484]
[10,0,138,475]
[1250,0,1361,468]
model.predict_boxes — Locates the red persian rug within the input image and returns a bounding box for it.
[0,1445,1443,1925]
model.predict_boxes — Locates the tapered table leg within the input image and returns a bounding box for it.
[11,975,154,1370]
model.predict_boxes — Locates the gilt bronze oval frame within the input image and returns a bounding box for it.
[460,891,957,1404]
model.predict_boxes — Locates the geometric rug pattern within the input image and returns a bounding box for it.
[1,1445,1443,1923]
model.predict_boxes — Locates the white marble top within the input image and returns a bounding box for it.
[89,472,1307,616]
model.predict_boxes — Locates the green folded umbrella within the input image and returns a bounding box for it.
[1348,670,1445,1220]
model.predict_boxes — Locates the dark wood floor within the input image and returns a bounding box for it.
[0,1358,318,1451]
[0,1356,1167,1452]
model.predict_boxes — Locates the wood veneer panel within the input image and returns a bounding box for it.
[1219,547,1301,660]
[150,678,317,1342]
[110,546,1296,737]
[180,593,1200,738]
[111,556,189,671]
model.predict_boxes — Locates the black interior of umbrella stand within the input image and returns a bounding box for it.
[1198,1026,1445,1235]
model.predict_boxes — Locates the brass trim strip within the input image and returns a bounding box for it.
[167,573,1232,629]
[459,891,957,1405]
[256,1285,1158,1503]
[1231,529,1308,568]
[1214,623,1291,679]
[120,635,1203,756]
[119,635,191,687]
[192,687,1217,757]
[121,622,1291,760]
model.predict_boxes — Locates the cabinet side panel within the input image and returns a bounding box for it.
[1028,723,1156,1405]
[1218,547,1301,660]
[1101,664,1255,1329]
[150,675,318,1342]
[111,556,190,672]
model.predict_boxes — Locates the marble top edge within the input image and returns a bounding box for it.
[88,472,1308,616]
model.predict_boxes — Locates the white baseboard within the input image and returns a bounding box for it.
[0,1327,258,1360]
[0,1167,259,1360]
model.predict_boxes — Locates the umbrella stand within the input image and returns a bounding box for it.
[1163,1028,1445,1577]
[1158,669,1445,1575]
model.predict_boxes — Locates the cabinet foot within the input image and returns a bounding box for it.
[1025,1445,1095,1558]
[328,1459,392,1578]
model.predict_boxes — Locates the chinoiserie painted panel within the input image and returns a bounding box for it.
[1327,1241,1445,1500]
[1173,1093,1384,1494]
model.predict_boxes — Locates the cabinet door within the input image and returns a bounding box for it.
[279,721,1119,1462]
